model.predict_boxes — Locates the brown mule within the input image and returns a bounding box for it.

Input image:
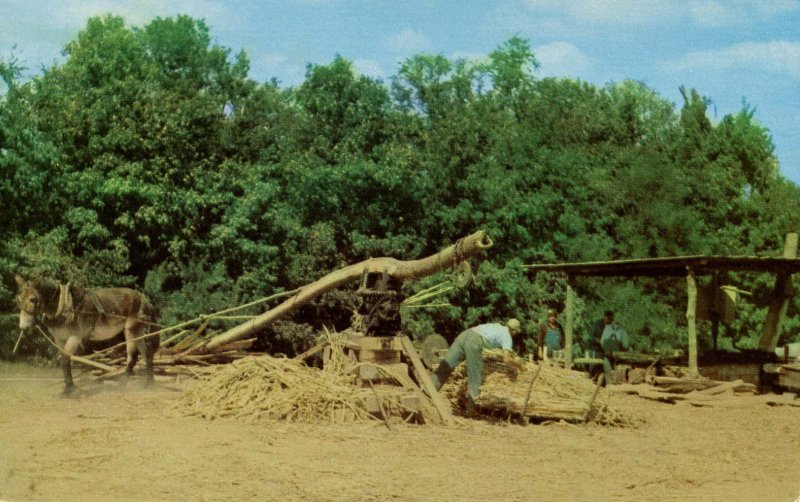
[15,275,159,393]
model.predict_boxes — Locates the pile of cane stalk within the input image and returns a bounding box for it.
[174,330,424,424]
[175,355,371,422]
[441,349,633,426]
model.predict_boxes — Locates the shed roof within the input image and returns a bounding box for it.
[523,256,800,277]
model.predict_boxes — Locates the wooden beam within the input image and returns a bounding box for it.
[758,232,798,351]
[710,273,719,352]
[206,230,493,350]
[564,283,574,367]
[398,336,453,424]
[523,254,800,277]
[686,267,699,378]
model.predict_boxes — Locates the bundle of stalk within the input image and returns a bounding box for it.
[176,355,364,422]
[440,349,632,426]
[175,330,425,423]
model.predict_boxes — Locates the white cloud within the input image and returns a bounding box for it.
[660,41,800,79]
[525,0,684,26]
[522,0,799,28]
[688,1,740,27]
[0,0,238,75]
[53,0,234,29]
[450,51,490,65]
[689,0,800,27]
[258,52,289,68]
[249,52,307,85]
[353,58,386,80]
[533,41,592,77]
[386,28,431,54]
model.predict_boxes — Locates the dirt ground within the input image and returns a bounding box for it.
[1,362,799,502]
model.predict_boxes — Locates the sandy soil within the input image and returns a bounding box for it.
[1,362,799,502]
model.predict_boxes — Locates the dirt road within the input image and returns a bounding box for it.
[1,362,798,501]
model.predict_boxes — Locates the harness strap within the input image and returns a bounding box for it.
[54,283,75,323]
[88,290,108,321]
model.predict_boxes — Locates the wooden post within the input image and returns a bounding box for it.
[398,336,453,425]
[686,267,699,378]
[564,281,575,367]
[758,232,798,351]
[710,273,719,352]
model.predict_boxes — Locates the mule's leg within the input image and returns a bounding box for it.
[61,336,81,394]
[125,317,155,385]
[124,334,139,377]
[139,339,156,387]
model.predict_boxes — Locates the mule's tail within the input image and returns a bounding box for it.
[139,294,161,352]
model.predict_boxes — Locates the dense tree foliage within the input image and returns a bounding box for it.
[2,16,799,358]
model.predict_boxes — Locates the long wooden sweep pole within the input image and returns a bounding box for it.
[206,230,493,351]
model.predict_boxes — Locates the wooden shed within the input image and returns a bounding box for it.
[524,233,800,382]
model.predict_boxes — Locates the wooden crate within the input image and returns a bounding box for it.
[352,336,403,364]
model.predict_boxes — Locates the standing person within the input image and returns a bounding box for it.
[537,309,564,359]
[430,319,521,413]
[595,310,630,384]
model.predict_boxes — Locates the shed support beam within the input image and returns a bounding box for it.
[758,232,798,351]
[565,281,574,367]
[686,267,699,378]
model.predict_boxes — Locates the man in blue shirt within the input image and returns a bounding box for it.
[596,310,630,384]
[430,319,520,414]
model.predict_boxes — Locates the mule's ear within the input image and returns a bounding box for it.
[14,274,27,287]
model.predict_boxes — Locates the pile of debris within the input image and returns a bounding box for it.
[440,349,633,426]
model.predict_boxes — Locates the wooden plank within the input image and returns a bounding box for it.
[651,376,716,393]
[696,379,756,395]
[398,336,453,424]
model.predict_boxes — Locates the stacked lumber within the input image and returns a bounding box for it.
[612,376,758,405]
[440,349,633,426]
[647,375,757,394]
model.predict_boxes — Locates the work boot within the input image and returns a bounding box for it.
[431,360,453,390]
[465,394,478,417]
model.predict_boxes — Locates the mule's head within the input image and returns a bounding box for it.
[15,275,47,330]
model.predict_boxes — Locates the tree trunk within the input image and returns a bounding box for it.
[205,230,494,351]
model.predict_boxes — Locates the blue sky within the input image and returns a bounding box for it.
[2,0,799,183]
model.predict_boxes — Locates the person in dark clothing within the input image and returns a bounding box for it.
[537,309,564,359]
[593,310,630,384]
